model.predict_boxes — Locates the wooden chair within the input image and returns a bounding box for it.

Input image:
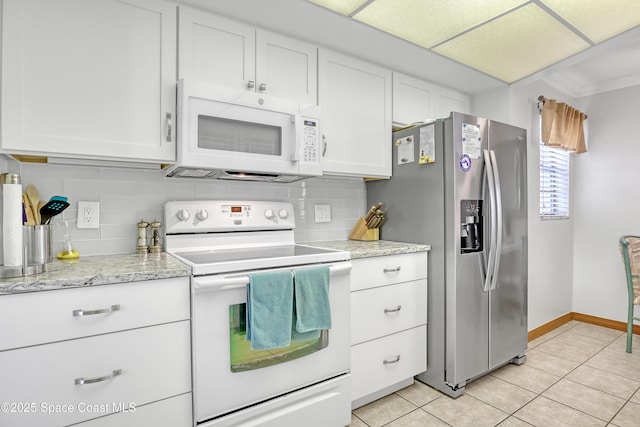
[619,235,640,352]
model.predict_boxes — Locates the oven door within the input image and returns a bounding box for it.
[191,261,351,424]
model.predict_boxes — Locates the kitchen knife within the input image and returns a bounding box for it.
[363,205,377,224]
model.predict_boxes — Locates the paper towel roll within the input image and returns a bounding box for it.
[3,182,23,267]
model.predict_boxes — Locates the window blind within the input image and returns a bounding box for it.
[539,142,570,218]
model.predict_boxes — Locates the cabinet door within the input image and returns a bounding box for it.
[435,88,471,118]
[178,6,255,92]
[0,321,191,426]
[392,72,434,126]
[256,29,317,105]
[393,72,471,125]
[1,0,176,163]
[318,49,392,179]
[351,325,427,402]
[75,393,192,427]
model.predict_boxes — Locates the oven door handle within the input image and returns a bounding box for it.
[192,262,352,292]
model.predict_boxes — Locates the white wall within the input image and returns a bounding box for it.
[573,85,640,323]
[6,161,366,257]
[472,81,577,331]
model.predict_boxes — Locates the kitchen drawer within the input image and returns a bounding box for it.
[75,393,193,427]
[350,325,427,402]
[0,277,189,351]
[351,252,427,291]
[351,279,427,345]
[0,321,191,427]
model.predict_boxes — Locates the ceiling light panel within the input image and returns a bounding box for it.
[352,0,528,48]
[541,0,640,43]
[308,0,369,16]
[433,3,590,83]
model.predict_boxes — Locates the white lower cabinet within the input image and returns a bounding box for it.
[0,278,192,426]
[350,252,428,409]
[75,393,193,427]
[351,326,427,404]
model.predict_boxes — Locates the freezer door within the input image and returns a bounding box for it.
[487,120,528,369]
[445,113,490,387]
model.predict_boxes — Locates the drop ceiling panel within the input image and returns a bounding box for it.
[433,3,589,83]
[352,0,527,48]
[541,0,640,43]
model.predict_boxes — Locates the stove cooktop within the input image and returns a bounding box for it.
[164,200,350,275]
[171,244,349,275]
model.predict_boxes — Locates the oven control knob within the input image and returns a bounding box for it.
[176,209,190,222]
[196,209,208,221]
[278,209,289,219]
[264,209,275,220]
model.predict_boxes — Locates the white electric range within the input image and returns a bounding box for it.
[165,200,352,427]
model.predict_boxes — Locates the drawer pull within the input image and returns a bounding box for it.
[383,355,401,365]
[73,304,121,317]
[383,267,401,273]
[384,305,402,314]
[75,369,122,386]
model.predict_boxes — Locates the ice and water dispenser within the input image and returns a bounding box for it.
[460,200,483,253]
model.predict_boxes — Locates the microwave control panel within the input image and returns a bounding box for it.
[300,118,320,164]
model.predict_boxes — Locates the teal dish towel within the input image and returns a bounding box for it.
[246,271,294,350]
[293,266,331,334]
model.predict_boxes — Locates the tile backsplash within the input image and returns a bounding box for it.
[11,161,366,257]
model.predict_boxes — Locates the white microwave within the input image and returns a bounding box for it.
[165,79,322,182]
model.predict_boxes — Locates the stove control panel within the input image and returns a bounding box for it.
[165,200,295,234]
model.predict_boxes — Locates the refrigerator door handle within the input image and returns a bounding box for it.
[483,149,497,293]
[489,150,503,291]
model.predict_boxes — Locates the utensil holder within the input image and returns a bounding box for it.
[348,217,380,241]
[23,224,52,264]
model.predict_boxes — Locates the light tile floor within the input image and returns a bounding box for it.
[350,321,640,427]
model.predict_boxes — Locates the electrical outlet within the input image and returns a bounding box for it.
[77,201,100,229]
[314,204,331,223]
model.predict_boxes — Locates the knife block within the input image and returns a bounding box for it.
[348,217,379,241]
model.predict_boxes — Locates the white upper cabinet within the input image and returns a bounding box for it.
[319,49,392,179]
[392,72,470,126]
[255,30,317,105]
[1,0,177,163]
[393,73,434,126]
[179,6,317,104]
[435,87,471,119]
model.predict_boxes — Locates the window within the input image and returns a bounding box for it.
[539,142,570,219]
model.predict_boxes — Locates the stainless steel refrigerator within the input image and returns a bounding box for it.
[367,112,527,398]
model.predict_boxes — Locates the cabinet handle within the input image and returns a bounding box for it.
[75,369,122,386]
[73,304,121,317]
[259,83,267,92]
[384,305,402,314]
[247,80,255,89]
[166,112,172,142]
[383,355,401,365]
[383,267,401,273]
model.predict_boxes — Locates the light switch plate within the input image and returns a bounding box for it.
[314,204,331,223]
[77,201,100,229]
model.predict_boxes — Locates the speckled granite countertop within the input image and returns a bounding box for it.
[302,240,430,259]
[0,253,191,295]
[0,241,429,295]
